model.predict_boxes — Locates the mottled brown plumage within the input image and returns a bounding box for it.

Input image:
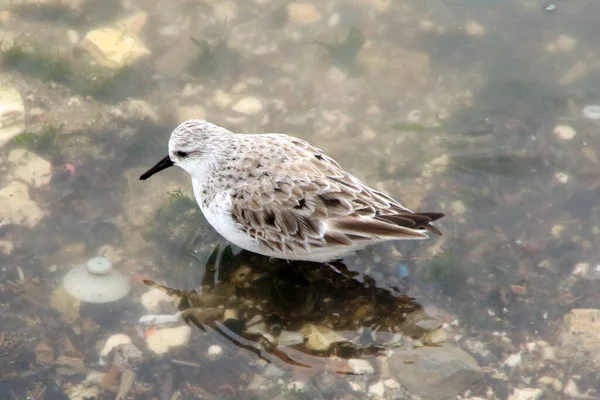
[140,120,445,262]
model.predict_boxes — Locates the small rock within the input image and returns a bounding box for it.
[558,309,600,370]
[551,224,565,238]
[113,343,144,370]
[465,20,486,36]
[67,29,79,44]
[8,149,52,187]
[0,240,14,255]
[451,200,466,215]
[327,67,347,84]
[572,262,589,277]
[301,324,347,351]
[100,334,132,358]
[232,97,263,116]
[563,378,597,399]
[287,3,322,25]
[146,325,192,355]
[384,378,401,389]
[388,343,483,400]
[507,388,543,400]
[50,286,80,323]
[80,13,150,69]
[558,61,588,86]
[419,20,435,31]
[553,124,575,140]
[348,359,374,375]
[121,99,158,121]
[554,172,569,184]
[277,330,304,346]
[264,363,285,377]
[0,181,44,228]
[0,87,25,149]
[537,376,562,391]
[34,340,55,365]
[67,384,99,400]
[140,288,175,313]
[214,90,233,109]
[207,345,223,360]
[214,1,238,22]
[288,381,305,390]
[502,352,522,368]
[556,34,576,52]
[177,105,206,122]
[582,105,600,121]
[368,381,385,397]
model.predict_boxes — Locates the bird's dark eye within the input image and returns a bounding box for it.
[175,151,188,158]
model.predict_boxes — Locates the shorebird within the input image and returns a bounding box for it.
[140,120,444,262]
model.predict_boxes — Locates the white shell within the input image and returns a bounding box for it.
[86,256,113,275]
[63,257,130,303]
[582,105,600,120]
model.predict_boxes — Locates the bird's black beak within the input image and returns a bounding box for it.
[139,155,174,180]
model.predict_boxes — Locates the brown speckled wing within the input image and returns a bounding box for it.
[229,135,443,255]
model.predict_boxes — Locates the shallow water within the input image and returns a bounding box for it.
[1,0,600,399]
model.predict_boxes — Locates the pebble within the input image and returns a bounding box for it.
[67,29,79,44]
[0,181,44,228]
[553,124,575,140]
[537,376,562,391]
[572,262,589,277]
[214,90,233,109]
[558,309,600,370]
[214,1,238,22]
[368,381,385,397]
[348,359,374,375]
[327,67,347,84]
[231,82,248,94]
[465,20,486,36]
[207,345,223,360]
[232,97,263,115]
[383,379,401,389]
[34,340,55,365]
[8,149,52,188]
[80,12,150,69]
[582,105,600,120]
[0,240,14,255]
[501,352,522,368]
[288,381,305,390]
[451,200,466,215]
[419,20,435,31]
[277,330,304,346]
[121,99,159,121]
[146,325,192,355]
[0,86,25,149]
[140,288,174,313]
[556,34,576,52]
[100,334,132,358]
[554,172,569,184]
[264,363,285,377]
[287,3,322,25]
[551,224,565,238]
[113,344,144,370]
[558,61,588,86]
[563,378,596,398]
[328,12,340,27]
[507,388,543,400]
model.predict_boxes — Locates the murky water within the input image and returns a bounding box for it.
[1,0,600,399]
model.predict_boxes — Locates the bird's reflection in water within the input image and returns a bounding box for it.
[143,244,442,376]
